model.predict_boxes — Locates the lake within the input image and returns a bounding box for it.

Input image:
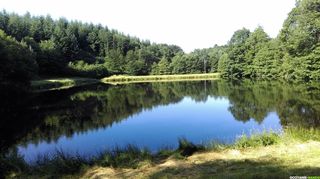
[1,80,319,162]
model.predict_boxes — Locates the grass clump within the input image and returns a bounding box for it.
[158,147,178,158]
[178,138,205,157]
[234,131,281,149]
[283,126,320,142]
[95,145,152,168]
[31,151,91,176]
[0,149,90,178]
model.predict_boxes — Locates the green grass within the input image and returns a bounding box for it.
[31,77,100,92]
[149,128,320,179]
[1,146,152,178]
[202,130,282,151]
[2,127,320,178]
[283,126,320,141]
[30,73,220,91]
[101,73,220,84]
[234,131,281,149]
[94,145,152,169]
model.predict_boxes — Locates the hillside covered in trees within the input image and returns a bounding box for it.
[1,0,320,92]
[218,0,320,80]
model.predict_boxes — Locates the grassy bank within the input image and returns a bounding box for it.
[30,73,219,92]
[101,73,220,84]
[2,127,320,178]
[31,77,101,92]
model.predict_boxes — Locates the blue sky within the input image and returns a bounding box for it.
[1,0,296,52]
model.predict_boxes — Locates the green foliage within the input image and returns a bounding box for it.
[220,28,251,78]
[252,39,283,79]
[125,59,146,75]
[104,49,125,74]
[189,49,209,73]
[170,53,188,74]
[124,50,147,75]
[279,46,320,81]
[37,39,65,75]
[279,0,320,56]
[228,28,251,46]
[243,26,271,77]
[0,11,186,87]
[0,29,38,91]
[208,45,226,72]
[216,0,320,81]
[151,57,171,75]
[217,53,230,77]
[218,27,273,78]
[68,60,109,78]
[168,50,212,75]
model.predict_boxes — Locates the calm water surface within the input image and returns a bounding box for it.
[1,80,319,162]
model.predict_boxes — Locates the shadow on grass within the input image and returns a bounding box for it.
[31,78,100,92]
[149,158,320,179]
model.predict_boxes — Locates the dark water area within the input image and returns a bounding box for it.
[1,80,320,162]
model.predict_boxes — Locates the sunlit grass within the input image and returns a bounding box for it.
[234,131,281,149]
[282,126,320,142]
[101,73,220,84]
[31,74,220,91]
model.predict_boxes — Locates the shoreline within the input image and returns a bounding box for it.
[101,73,220,84]
[83,140,320,179]
[3,128,320,178]
[30,77,101,92]
[31,73,220,92]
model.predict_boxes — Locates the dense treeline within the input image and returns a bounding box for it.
[217,0,320,80]
[151,0,320,81]
[151,0,320,80]
[0,10,226,92]
[0,10,185,90]
[1,0,320,92]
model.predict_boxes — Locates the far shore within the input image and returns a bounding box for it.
[31,73,220,92]
[101,73,220,84]
[30,77,101,92]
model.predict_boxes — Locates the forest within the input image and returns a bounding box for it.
[1,0,320,92]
